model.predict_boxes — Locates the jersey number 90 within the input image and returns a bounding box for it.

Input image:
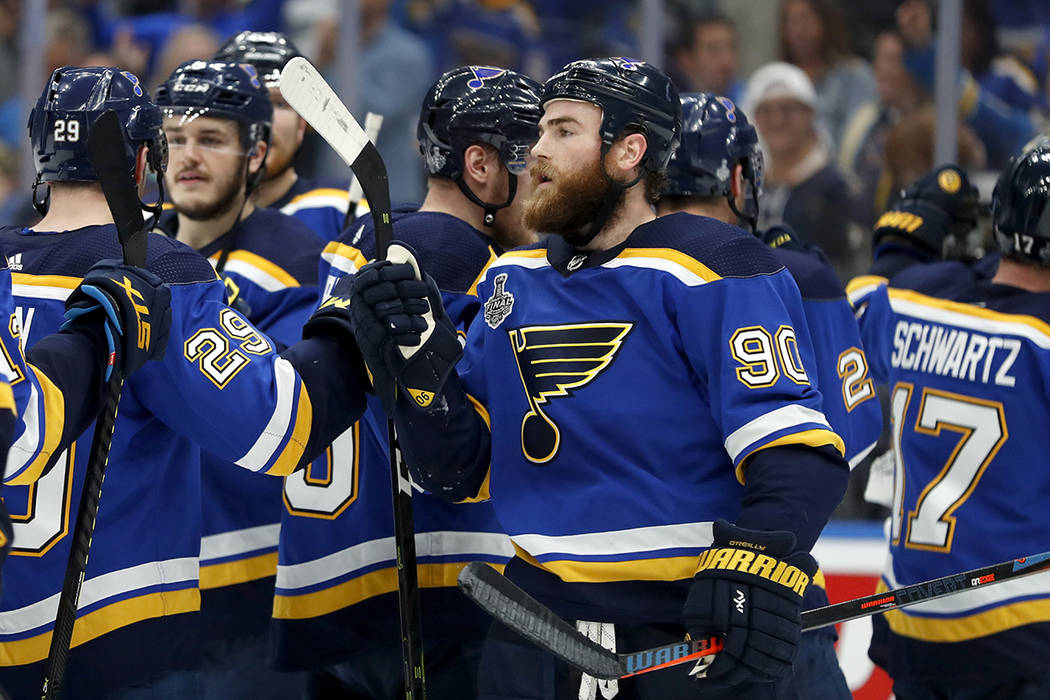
[730,325,809,387]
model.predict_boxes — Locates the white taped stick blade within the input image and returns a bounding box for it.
[387,243,435,360]
[279,57,369,167]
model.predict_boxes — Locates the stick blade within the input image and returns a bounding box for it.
[87,110,147,266]
[280,56,369,168]
[457,562,623,680]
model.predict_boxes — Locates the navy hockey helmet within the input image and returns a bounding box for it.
[212,31,303,89]
[28,66,167,186]
[541,57,682,175]
[418,65,542,179]
[665,92,763,200]
[155,60,273,154]
[991,136,1050,265]
[418,65,542,225]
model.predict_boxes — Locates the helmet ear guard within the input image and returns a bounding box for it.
[991,137,1050,265]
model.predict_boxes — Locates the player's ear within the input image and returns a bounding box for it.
[730,163,744,200]
[133,145,148,191]
[462,144,496,186]
[248,140,268,176]
[612,132,647,180]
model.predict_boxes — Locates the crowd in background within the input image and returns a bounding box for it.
[1,0,1050,519]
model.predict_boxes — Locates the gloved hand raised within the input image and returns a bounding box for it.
[348,243,463,413]
[61,260,172,381]
[683,519,816,689]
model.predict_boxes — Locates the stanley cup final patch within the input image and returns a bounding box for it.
[484,273,515,329]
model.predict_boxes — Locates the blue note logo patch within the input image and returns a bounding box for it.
[510,322,632,463]
[484,273,514,329]
[468,66,507,90]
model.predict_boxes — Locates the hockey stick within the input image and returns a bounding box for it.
[41,110,150,700]
[342,111,384,229]
[459,549,1050,681]
[280,56,426,699]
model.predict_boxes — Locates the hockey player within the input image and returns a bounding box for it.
[214,31,354,243]
[348,57,850,699]
[272,65,542,698]
[849,141,1050,699]
[0,66,367,699]
[655,91,882,698]
[153,59,324,696]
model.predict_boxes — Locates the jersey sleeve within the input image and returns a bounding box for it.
[679,269,845,482]
[803,295,882,467]
[849,277,894,384]
[134,272,366,477]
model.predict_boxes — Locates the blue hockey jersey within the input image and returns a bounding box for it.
[853,260,1050,683]
[271,208,512,670]
[157,206,322,642]
[0,224,364,698]
[272,176,352,244]
[774,247,881,469]
[451,213,844,625]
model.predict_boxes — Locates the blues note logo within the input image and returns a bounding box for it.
[240,64,261,88]
[468,66,507,89]
[510,323,632,464]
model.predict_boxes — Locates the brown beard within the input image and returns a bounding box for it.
[523,157,619,247]
[168,162,248,222]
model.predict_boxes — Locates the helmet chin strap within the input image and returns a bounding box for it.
[456,168,517,227]
[727,177,760,235]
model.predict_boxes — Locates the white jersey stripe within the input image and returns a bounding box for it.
[512,521,713,559]
[200,523,281,563]
[11,285,73,303]
[277,531,513,591]
[220,258,287,293]
[321,250,362,277]
[235,358,297,473]
[723,404,833,463]
[0,557,198,636]
[601,256,713,286]
[280,194,350,216]
[890,296,1050,348]
[4,380,41,481]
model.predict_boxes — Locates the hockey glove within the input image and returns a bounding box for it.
[348,243,463,414]
[62,260,172,381]
[759,224,832,266]
[683,519,816,689]
[873,165,979,263]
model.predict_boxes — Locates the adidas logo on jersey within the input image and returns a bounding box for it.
[7,254,21,271]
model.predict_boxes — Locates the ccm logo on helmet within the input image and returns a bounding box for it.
[173,83,210,93]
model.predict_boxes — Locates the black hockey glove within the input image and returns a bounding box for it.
[61,260,172,381]
[873,164,979,263]
[759,224,832,266]
[348,243,463,414]
[683,519,816,689]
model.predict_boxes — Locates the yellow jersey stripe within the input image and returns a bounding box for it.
[0,588,199,666]
[736,429,845,484]
[515,544,699,583]
[211,250,301,288]
[200,551,278,589]
[286,188,351,206]
[6,365,65,487]
[0,382,14,415]
[266,381,314,477]
[11,273,81,290]
[615,248,722,283]
[467,248,499,297]
[888,287,1050,341]
[845,274,888,297]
